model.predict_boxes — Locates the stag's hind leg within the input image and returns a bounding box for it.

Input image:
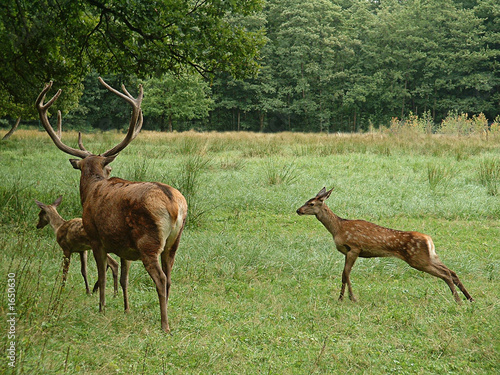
[161,229,184,304]
[141,250,169,333]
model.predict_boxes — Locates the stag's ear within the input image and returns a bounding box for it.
[53,195,62,207]
[70,159,82,170]
[103,155,117,166]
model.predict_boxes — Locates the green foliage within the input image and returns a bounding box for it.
[0,0,265,118]
[141,73,213,132]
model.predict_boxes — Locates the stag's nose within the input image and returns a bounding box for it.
[296,209,302,215]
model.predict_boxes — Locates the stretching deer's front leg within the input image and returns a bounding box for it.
[79,251,90,294]
[120,259,131,312]
[93,246,108,312]
[339,250,359,302]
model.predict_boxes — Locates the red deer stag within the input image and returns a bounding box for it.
[296,187,473,303]
[36,78,188,332]
[35,195,119,295]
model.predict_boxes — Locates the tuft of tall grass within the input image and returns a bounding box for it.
[427,163,450,191]
[173,152,213,227]
[477,158,500,196]
[264,159,300,186]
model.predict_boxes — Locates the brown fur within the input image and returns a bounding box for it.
[35,196,119,295]
[71,156,187,333]
[297,187,473,303]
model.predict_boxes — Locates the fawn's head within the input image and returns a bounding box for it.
[296,187,333,216]
[35,195,62,229]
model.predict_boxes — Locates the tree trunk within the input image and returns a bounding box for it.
[2,117,21,140]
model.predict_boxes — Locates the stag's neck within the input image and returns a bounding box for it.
[316,206,344,236]
[79,173,107,205]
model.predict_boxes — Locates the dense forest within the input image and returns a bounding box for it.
[1,0,499,133]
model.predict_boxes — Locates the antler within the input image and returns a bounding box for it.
[98,77,144,157]
[35,81,91,159]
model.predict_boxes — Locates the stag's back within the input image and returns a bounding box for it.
[81,178,187,259]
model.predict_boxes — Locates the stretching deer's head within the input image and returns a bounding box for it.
[35,77,143,170]
[296,187,333,216]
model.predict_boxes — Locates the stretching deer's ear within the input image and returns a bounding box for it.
[324,188,333,200]
[70,159,82,170]
[316,187,333,200]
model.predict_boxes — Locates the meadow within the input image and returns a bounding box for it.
[0,129,499,374]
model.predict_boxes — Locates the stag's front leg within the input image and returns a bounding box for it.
[92,245,108,312]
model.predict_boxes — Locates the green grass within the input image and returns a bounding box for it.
[0,130,499,374]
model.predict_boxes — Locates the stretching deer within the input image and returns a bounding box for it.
[296,187,473,303]
[35,195,119,295]
[36,78,187,333]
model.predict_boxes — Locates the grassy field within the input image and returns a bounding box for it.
[0,129,499,374]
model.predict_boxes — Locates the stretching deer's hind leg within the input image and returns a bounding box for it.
[410,259,462,303]
[449,269,474,301]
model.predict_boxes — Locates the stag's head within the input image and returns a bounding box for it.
[35,78,143,176]
[35,195,62,229]
[296,187,333,216]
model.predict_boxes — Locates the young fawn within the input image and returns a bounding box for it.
[35,196,119,295]
[297,187,474,303]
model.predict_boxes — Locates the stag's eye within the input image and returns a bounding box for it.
[308,202,314,206]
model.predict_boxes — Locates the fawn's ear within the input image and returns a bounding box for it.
[70,159,82,170]
[53,195,63,207]
[34,199,45,209]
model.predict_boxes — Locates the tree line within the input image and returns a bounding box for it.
[1,0,499,133]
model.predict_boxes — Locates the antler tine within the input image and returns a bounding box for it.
[35,82,91,159]
[77,132,90,152]
[56,110,62,139]
[99,77,144,157]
